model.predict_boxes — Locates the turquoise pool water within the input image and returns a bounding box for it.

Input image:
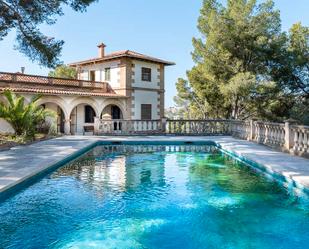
[1,144,309,248]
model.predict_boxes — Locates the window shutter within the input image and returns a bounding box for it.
[141,104,152,120]
[141,67,151,82]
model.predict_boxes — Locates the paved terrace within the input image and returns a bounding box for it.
[0,136,308,198]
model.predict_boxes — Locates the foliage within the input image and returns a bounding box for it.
[0,90,56,140]
[0,0,96,68]
[271,23,309,98]
[48,65,77,79]
[175,0,309,124]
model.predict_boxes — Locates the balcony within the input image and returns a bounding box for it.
[0,71,116,95]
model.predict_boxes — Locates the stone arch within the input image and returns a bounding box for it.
[37,96,69,118]
[100,100,126,119]
[68,97,99,117]
[69,97,99,135]
[37,97,68,134]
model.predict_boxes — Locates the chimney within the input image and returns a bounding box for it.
[97,43,106,58]
[21,67,25,74]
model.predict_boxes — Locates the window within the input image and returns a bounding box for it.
[90,70,95,81]
[141,67,151,82]
[105,68,111,81]
[85,105,95,123]
[141,104,152,120]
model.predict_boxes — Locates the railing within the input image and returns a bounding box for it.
[95,119,163,135]
[95,119,231,136]
[93,118,309,157]
[230,120,251,140]
[254,122,285,147]
[291,125,309,155]
[229,120,309,157]
[166,119,230,135]
[0,71,114,92]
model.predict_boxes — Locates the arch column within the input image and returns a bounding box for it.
[64,119,71,135]
[94,117,100,134]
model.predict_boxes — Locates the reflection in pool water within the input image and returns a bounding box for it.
[1,145,309,249]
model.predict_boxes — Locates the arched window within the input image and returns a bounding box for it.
[85,105,95,123]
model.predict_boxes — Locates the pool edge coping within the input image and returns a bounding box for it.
[0,140,99,201]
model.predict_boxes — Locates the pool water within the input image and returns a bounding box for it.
[1,144,309,249]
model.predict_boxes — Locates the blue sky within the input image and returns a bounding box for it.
[0,0,308,107]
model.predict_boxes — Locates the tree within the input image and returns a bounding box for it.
[0,90,55,139]
[48,65,77,79]
[175,0,309,124]
[0,0,96,68]
[271,23,309,98]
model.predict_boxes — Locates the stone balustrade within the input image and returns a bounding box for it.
[166,119,230,135]
[0,71,113,91]
[231,120,309,157]
[291,125,309,156]
[94,118,163,135]
[93,118,309,158]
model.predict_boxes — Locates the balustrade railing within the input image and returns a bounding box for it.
[0,71,113,92]
[92,118,309,158]
[253,122,285,147]
[230,120,251,139]
[166,119,230,135]
[95,119,163,135]
[291,125,309,156]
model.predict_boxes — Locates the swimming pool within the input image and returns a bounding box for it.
[1,144,309,248]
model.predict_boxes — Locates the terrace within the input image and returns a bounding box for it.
[0,71,117,96]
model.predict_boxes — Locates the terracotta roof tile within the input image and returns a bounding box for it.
[0,86,126,97]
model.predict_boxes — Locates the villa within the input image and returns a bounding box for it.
[0,43,174,135]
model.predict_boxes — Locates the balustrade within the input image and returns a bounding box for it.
[92,118,309,157]
[166,120,230,135]
[0,71,112,91]
[291,125,309,155]
[96,119,162,135]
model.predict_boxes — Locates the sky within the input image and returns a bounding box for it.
[0,0,309,107]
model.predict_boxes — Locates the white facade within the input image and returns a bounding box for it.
[78,60,121,89]
[130,60,162,120]
[132,90,160,120]
[132,60,160,89]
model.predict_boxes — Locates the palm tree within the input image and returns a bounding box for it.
[0,90,56,139]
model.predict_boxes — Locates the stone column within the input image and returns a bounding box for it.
[64,119,71,135]
[249,119,254,141]
[284,119,298,152]
[94,117,100,135]
[161,117,167,133]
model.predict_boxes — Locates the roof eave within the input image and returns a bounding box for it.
[69,55,175,67]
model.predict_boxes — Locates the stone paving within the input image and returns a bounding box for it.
[0,136,308,196]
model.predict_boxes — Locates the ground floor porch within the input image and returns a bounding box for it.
[0,94,128,135]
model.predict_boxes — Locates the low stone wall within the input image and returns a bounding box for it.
[231,120,309,158]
